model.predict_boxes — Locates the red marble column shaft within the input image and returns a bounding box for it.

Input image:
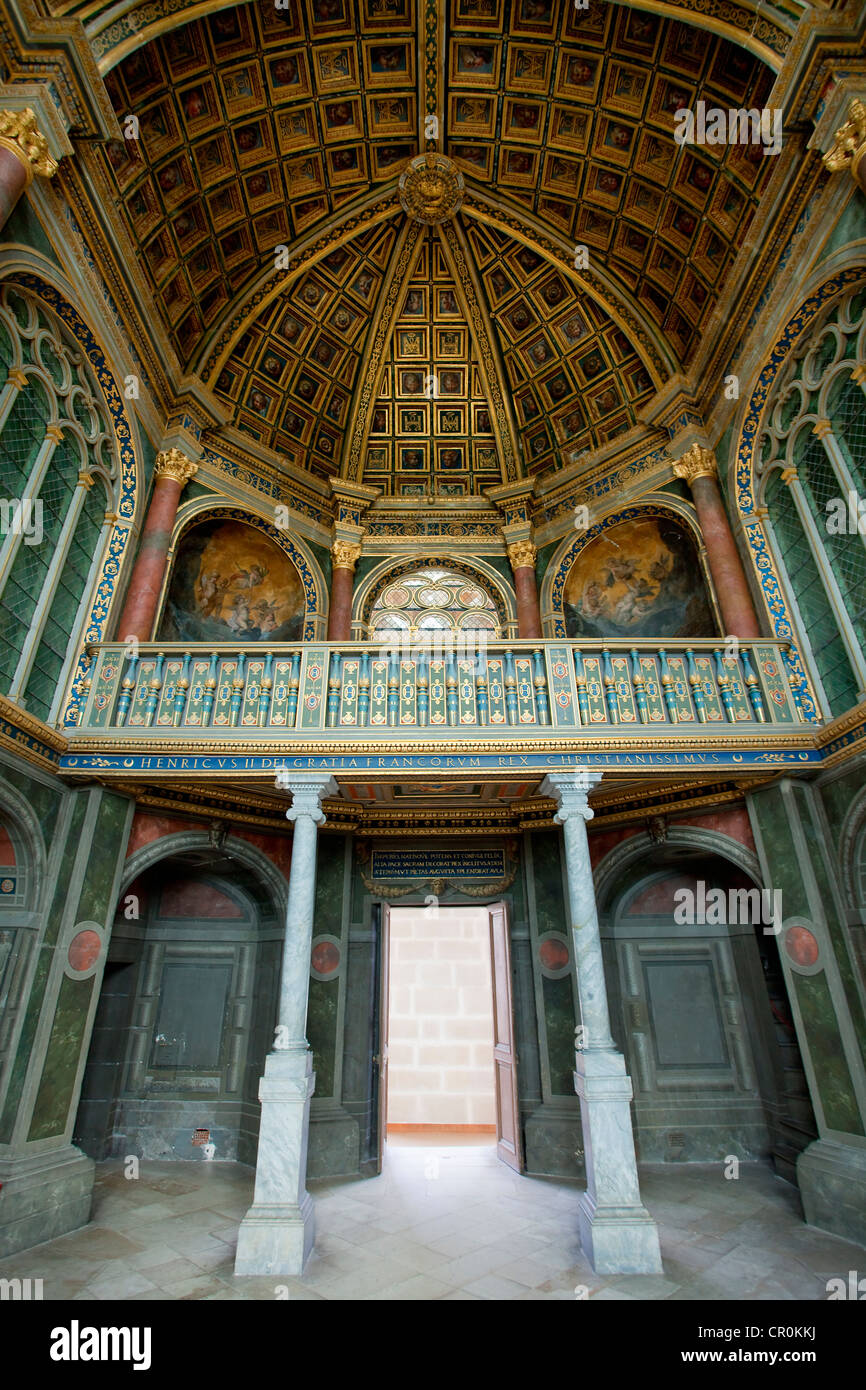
[690,473,761,639]
[328,565,355,641]
[514,565,542,639]
[115,474,184,641]
[0,146,28,230]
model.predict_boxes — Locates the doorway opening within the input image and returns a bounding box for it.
[375,900,523,1173]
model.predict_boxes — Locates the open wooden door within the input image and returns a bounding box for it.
[375,901,390,1173]
[488,901,523,1172]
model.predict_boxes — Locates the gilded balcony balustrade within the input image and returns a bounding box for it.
[68,638,807,757]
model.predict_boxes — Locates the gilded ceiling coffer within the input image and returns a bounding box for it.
[822,97,866,195]
[672,445,760,640]
[0,109,57,232]
[114,450,198,643]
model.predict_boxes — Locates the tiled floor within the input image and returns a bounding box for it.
[2,1140,863,1301]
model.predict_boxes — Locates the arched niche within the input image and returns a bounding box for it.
[549,508,717,641]
[157,513,313,643]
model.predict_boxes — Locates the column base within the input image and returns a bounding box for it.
[577,1192,663,1275]
[233,1048,316,1277]
[797,1138,866,1250]
[234,1194,315,1276]
[0,1145,94,1258]
[574,1049,663,1274]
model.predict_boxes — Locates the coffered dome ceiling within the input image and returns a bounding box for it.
[92,0,778,489]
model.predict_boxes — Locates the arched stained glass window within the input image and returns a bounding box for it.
[0,284,120,722]
[367,566,502,638]
[757,284,866,717]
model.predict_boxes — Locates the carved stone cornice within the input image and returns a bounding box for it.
[672,444,717,486]
[331,539,363,572]
[154,448,198,488]
[822,97,866,192]
[0,108,57,182]
[507,539,537,571]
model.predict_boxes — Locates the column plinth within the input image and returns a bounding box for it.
[541,771,662,1275]
[235,773,337,1277]
[672,445,760,640]
[114,450,197,641]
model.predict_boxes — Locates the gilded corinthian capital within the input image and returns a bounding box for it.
[507,539,537,570]
[822,98,866,190]
[672,444,717,485]
[155,448,198,487]
[331,539,362,571]
[0,109,57,181]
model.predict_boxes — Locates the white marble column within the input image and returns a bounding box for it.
[234,772,337,1276]
[541,771,662,1274]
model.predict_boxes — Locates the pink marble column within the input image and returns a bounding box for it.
[673,446,760,640]
[327,541,361,641]
[115,450,197,641]
[508,540,542,639]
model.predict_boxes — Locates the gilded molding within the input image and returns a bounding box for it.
[672,444,717,485]
[0,108,57,182]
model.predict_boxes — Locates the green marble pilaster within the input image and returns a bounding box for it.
[0,782,134,1257]
[747,778,866,1246]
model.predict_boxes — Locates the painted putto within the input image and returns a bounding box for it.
[159,520,305,642]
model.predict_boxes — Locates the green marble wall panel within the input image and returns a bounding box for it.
[748,779,866,1140]
[792,971,863,1135]
[28,977,94,1141]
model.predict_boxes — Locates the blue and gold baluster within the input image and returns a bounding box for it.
[446,648,459,726]
[259,652,273,727]
[116,651,139,728]
[741,647,766,722]
[144,652,165,727]
[685,648,706,722]
[713,648,736,722]
[358,648,371,727]
[287,650,301,727]
[475,652,489,724]
[202,652,219,726]
[658,649,678,724]
[328,652,342,728]
[229,653,246,727]
[602,647,619,724]
[504,648,519,725]
[417,649,429,727]
[572,648,589,724]
[388,649,400,726]
[532,648,549,725]
[173,652,191,727]
[630,649,648,724]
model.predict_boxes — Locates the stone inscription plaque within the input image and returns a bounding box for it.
[370,848,506,880]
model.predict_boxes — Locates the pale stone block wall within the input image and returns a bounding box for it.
[387,906,496,1126]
